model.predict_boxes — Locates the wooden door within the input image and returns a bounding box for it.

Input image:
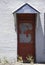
[17,14,36,62]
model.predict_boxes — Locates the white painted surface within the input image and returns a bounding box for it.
[16,4,38,13]
[0,0,44,62]
[36,13,44,62]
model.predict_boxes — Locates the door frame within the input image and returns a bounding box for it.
[16,13,37,62]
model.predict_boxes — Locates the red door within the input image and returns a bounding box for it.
[17,14,36,62]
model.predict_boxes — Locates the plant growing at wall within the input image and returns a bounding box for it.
[1,57,9,65]
[26,55,34,63]
[17,55,23,63]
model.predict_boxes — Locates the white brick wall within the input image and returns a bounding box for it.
[0,0,44,62]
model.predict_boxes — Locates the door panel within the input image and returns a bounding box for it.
[17,14,36,62]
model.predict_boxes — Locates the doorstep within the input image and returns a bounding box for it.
[15,62,45,65]
[0,62,45,65]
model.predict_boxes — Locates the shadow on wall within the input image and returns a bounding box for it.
[44,13,45,53]
[36,13,44,63]
[13,13,17,32]
[37,14,43,36]
[44,13,45,43]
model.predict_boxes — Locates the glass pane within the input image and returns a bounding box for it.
[20,23,32,33]
[19,23,32,43]
[19,34,31,43]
